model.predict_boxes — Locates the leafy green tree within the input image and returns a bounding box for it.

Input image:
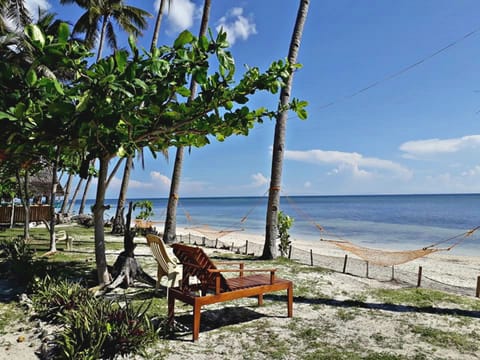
[70,30,300,285]
[0,23,90,242]
[264,0,309,259]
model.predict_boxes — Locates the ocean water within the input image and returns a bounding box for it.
[82,194,480,256]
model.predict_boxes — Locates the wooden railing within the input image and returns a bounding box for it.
[0,205,52,223]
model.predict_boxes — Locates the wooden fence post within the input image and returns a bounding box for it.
[215,239,218,248]
[476,276,480,298]
[417,266,423,287]
[366,261,369,278]
[245,240,248,255]
[391,266,395,280]
[310,249,314,266]
[188,233,191,244]
[342,254,348,273]
[288,245,292,259]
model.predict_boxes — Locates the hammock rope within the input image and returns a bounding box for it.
[181,191,268,239]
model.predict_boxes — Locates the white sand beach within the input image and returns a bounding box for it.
[1,226,480,359]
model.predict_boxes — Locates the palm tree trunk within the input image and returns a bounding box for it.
[163,0,211,244]
[106,157,124,189]
[67,178,83,214]
[151,0,167,51]
[111,156,133,234]
[263,0,310,259]
[16,170,30,240]
[60,173,73,214]
[93,155,111,285]
[49,149,60,252]
[79,174,93,214]
[96,14,108,61]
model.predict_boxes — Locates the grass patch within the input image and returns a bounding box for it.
[411,325,479,352]
[370,288,480,310]
[0,302,25,335]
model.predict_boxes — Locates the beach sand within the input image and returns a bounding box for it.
[1,226,479,359]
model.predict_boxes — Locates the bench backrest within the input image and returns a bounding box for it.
[172,243,228,292]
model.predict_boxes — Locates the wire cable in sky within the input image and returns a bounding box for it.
[317,25,480,110]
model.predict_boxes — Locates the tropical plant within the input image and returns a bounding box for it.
[134,200,154,221]
[264,0,309,259]
[277,211,294,257]
[30,276,92,323]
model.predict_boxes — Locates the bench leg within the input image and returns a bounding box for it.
[192,301,201,342]
[287,284,293,317]
[257,294,264,306]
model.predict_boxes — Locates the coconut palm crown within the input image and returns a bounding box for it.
[59,0,151,60]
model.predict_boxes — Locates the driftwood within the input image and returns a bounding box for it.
[105,202,155,291]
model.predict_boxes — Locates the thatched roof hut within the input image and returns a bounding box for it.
[29,166,64,197]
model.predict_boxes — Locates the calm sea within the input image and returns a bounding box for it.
[82,194,480,256]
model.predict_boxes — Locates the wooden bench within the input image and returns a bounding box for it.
[168,243,293,341]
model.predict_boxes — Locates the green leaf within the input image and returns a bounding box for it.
[115,50,128,73]
[176,86,191,97]
[192,68,207,84]
[76,91,91,112]
[26,69,37,86]
[174,30,194,49]
[128,34,136,52]
[225,101,233,110]
[25,24,45,48]
[57,22,70,44]
[53,79,64,95]
[199,35,209,52]
[0,111,16,121]
[297,109,308,120]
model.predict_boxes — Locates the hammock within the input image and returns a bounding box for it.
[322,226,479,267]
[187,225,244,239]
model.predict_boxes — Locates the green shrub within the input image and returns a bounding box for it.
[31,277,157,359]
[31,276,92,323]
[0,237,40,284]
[58,297,156,360]
[277,211,294,257]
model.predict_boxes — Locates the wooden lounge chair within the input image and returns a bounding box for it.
[145,234,182,290]
[168,243,293,341]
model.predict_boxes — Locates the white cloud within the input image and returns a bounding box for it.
[25,0,51,19]
[150,171,171,187]
[400,135,480,159]
[216,7,257,45]
[251,172,268,187]
[304,181,311,188]
[285,149,413,180]
[156,0,197,33]
[461,165,480,177]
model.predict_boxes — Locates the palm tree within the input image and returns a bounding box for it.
[60,0,151,61]
[263,0,310,259]
[163,0,211,244]
[0,0,31,33]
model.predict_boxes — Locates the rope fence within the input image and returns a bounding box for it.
[175,233,479,298]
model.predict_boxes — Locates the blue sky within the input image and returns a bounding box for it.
[27,0,480,198]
